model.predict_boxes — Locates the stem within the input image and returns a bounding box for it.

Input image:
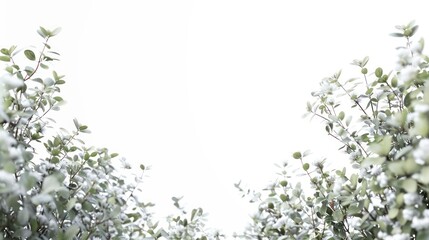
[337,81,371,119]
[24,37,50,81]
[363,73,376,119]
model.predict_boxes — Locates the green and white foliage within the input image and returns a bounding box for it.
[238,22,429,240]
[0,27,222,240]
[0,27,157,239]
[158,196,224,240]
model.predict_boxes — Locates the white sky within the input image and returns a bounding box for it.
[2,1,429,237]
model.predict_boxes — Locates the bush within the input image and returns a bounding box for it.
[237,21,429,240]
[0,27,220,240]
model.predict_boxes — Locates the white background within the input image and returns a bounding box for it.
[2,1,429,236]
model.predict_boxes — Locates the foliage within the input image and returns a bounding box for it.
[0,27,220,240]
[4,22,429,240]
[237,21,429,240]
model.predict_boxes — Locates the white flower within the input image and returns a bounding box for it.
[0,74,24,90]
[411,216,429,230]
[377,112,387,121]
[272,215,293,229]
[20,96,33,108]
[333,177,345,194]
[32,194,53,204]
[83,216,91,224]
[377,215,393,226]
[385,189,396,205]
[403,192,422,206]
[48,219,57,230]
[0,170,18,193]
[385,233,411,240]
[414,104,429,113]
[396,48,412,68]
[350,151,362,162]
[402,208,418,220]
[372,197,384,209]
[370,165,382,176]
[412,55,423,67]
[411,40,424,54]
[423,209,429,218]
[74,202,82,211]
[413,139,429,165]
[0,131,16,148]
[348,217,361,229]
[378,231,388,239]
[397,65,418,84]
[37,215,48,224]
[376,172,388,187]
[312,79,337,96]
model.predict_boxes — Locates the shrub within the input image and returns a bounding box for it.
[237,21,429,240]
[0,27,219,240]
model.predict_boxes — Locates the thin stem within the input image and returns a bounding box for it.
[24,37,50,81]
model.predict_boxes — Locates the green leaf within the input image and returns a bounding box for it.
[110,206,122,218]
[66,198,77,211]
[0,56,10,62]
[40,63,49,69]
[42,175,61,194]
[73,118,80,130]
[417,229,429,240]
[140,164,145,170]
[24,50,36,61]
[51,149,60,156]
[369,136,392,156]
[338,111,345,121]
[419,167,429,184]
[53,96,63,102]
[401,179,417,193]
[292,152,302,159]
[303,163,310,171]
[32,78,43,84]
[391,77,398,88]
[333,209,343,222]
[347,204,361,216]
[51,157,59,163]
[389,161,406,176]
[0,48,9,55]
[406,25,419,37]
[362,157,385,167]
[79,125,88,131]
[51,27,62,36]
[17,208,30,226]
[403,157,419,175]
[375,67,383,78]
[390,32,404,37]
[388,208,399,219]
[345,115,352,126]
[64,225,80,240]
[362,56,369,67]
[43,77,55,86]
[394,145,413,160]
[9,45,16,55]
